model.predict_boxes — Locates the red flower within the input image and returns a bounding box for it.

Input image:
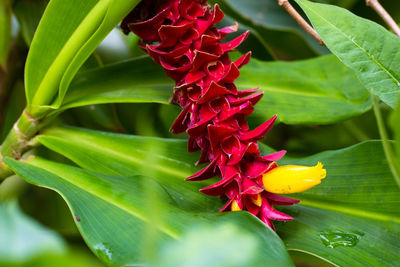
[121,0,300,228]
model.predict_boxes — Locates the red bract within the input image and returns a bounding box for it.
[122,0,299,228]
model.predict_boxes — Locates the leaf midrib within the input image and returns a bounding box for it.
[60,93,170,110]
[39,135,194,179]
[237,84,343,99]
[65,86,171,100]
[25,159,180,239]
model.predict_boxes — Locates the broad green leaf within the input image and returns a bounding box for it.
[38,126,400,266]
[239,55,371,124]
[296,0,400,108]
[0,201,66,265]
[211,0,328,60]
[25,0,140,116]
[13,0,49,46]
[0,0,11,68]
[4,157,294,267]
[62,55,371,124]
[36,126,219,212]
[272,141,400,266]
[58,56,171,113]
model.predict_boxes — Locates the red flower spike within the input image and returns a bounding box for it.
[122,0,299,228]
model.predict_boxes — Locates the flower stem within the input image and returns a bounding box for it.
[372,95,400,189]
[0,109,40,180]
[278,0,325,46]
[366,0,400,37]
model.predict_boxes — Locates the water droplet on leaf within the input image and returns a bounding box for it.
[94,242,113,262]
[319,230,364,248]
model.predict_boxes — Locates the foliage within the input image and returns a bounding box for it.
[0,0,400,266]
[296,0,400,108]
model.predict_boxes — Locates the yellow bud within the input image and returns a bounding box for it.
[250,194,262,207]
[262,162,326,194]
[231,200,241,211]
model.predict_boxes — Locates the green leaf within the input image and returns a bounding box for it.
[272,141,400,266]
[0,201,66,265]
[62,55,371,124]
[25,0,140,116]
[4,157,294,267]
[296,0,400,108]
[58,56,171,113]
[37,126,400,266]
[36,126,219,212]
[0,0,11,68]
[239,55,371,124]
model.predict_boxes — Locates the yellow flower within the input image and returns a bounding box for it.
[262,162,326,194]
[231,200,241,211]
[250,193,262,207]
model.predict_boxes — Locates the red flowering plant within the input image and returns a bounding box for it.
[121,0,326,228]
[1,0,399,266]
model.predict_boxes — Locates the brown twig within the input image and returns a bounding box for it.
[278,0,325,46]
[366,0,400,37]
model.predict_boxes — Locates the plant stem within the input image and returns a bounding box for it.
[372,95,400,189]
[278,0,325,46]
[366,0,400,37]
[0,154,13,180]
[0,109,40,180]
